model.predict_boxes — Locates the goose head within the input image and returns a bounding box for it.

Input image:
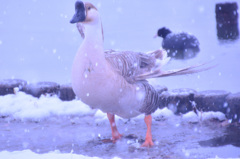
[70,1,103,40]
[70,1,100,24]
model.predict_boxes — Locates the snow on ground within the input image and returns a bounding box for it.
[0,0,239,158]
[0,150,101,159]
[0,92,226,123]
[0,92,239,158]
[1,146,239,159]
[0,92,95,121]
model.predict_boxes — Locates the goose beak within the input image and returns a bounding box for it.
[70,1,86,24]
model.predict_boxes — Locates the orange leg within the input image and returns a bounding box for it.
[107,113,122,141]
[141,114,154,147]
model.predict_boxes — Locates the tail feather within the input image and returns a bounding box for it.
[135,62,215,81]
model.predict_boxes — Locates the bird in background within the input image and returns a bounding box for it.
[155,27,200,59]
[70,1,210,147]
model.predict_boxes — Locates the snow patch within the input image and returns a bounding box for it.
[182,111,199,123]
[152,108,174,120]
[182,111,226,123]
[94,110,108,125]
[0,150,101,159]
[0,92,227,123]
[201,111,226,121]
[0,92,95,121]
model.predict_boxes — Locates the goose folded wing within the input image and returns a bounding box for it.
[105,49,166,83]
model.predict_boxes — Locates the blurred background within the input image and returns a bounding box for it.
[0,0,239,92]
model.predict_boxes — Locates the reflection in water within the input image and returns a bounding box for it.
[215,2,239,40]
[199,125,240,147]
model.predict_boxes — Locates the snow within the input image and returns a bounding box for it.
[0,92,95,121]
[152,107,174,119]
[182,111,199,123]
[0,150,101,159]
[201,111,226,121]
[182,111,226,123]
[0,92,227,123]
[0,92,238,158]
[0,0,239,158]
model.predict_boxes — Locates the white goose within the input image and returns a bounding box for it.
[70,1,209,147]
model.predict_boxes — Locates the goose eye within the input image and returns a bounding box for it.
[88,7,91,10]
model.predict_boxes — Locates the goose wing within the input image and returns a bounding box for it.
[105,49,169,83]
[105,49,214,82]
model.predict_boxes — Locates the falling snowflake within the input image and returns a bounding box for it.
[52,49,57,54]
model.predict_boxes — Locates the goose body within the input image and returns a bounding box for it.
[72,47,148,118]
[71,3,160,118]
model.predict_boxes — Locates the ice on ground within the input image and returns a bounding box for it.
[0,150,101,159]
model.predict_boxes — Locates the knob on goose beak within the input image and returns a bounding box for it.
[70,1,86,23]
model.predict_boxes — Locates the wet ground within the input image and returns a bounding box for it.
[0,115,239,159]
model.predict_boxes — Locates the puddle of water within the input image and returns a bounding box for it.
[199,125,240,147]
[0,116,239,158]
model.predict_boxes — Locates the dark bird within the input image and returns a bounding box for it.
[155,27,200,59]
